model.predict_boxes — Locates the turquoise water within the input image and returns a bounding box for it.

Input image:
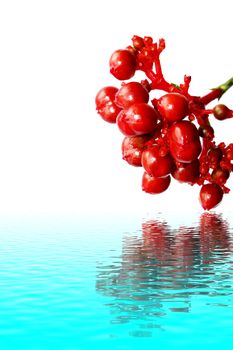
[0,213,233,349]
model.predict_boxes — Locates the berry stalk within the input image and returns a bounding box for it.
[201,77,233,105]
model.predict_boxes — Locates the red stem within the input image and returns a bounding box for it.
[200,88,222,105]
[145,68,178,92]
[200,77,233,105]
[154,51,163,77]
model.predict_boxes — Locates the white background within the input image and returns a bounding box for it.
[0,0,232,217]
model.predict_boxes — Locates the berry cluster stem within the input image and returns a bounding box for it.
[145,68,178,93]
[200,77,233,105]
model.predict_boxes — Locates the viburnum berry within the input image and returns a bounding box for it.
[121,135,150,167]
[109,49,136,80]
[115,82,149,109]
[168,121,201,162]
[116,103,159,136]
[95,86,122,123]
[199,183,223,210]
[169,120,200,145]
[213,104,231,120]
[142,172,171,194]
[95,86,116,107]
[96,35,233,210]
[157,93,189,122]
[172,160,200,184]
[211,167,230,185]
[170,140,202,163]
[142,145,174,178]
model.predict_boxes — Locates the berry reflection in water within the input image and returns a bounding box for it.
[95,35,233,210]
[96,214,232,333]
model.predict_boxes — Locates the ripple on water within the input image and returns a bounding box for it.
[0,213,232,349]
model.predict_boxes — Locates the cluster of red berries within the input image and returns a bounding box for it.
[95,35,233,210]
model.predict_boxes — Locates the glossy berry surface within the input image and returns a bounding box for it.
[157,93,189,122]
[211,167,230,185]
[168,121,201,162]
[117,103,159,136]
[142,172,171,194]
[96,34,233,210]
[169,140,202,163]
[121,135,150,167]
[109,49,136,80]
[142,146,174,178]
[213,104,231,120]
[172,160,200,184]
[169,121,200,145]
[115,82,149,108]
[95,86,118,108]
[95,86,122,123]
[199,183,223,210]
[97,103,121,123]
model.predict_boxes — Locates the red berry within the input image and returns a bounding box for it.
[116,103,159,136]
[211,167,230,185]
[109,49,136,80]
[142,172,171,194]
[169,121,201,162]
[142,146,174,178]
[116,110,135,136]
[115,82,149,109]
[98,103,122,123]
[157,93,189,122]
[121,135,150,166]
[199,183,223,210]
[172,160,200,184]
[213,104,231,120]
[95,86,118,108]
[95,86,122,123]
[169,120,200,145]
[169,140,202,163]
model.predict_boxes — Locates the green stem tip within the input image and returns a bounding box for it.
[215,77,233,98]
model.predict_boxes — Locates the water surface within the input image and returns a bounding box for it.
[0,213,233,349]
